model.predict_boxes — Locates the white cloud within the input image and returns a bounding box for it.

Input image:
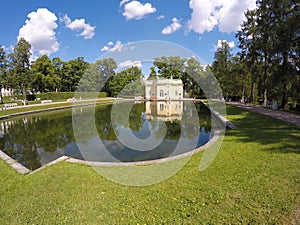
[162,18,182,35]
[123,1,156,20]
[188,0,217,34]
[118,60,142,68]
[157,15,165,20]
[101,41,124,52]
[18,8,59,56]
[62,14,95,39]
[120,0,131,6]
[101,46,110,52]
[214,39,235,50]
[188,0,257,34]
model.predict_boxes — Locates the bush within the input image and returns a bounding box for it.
[2,92,108,103]
[35,92,107,101]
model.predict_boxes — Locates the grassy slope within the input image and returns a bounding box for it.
[0,99,114,117]
[0,105,299,224]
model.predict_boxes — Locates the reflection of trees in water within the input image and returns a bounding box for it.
[95,105,117,141]
[194,103,212,133]
[0,110,75,170]
[109,103,145,132]
[4,120,41,170]
[0,102,212,168]
[128,103,145,131]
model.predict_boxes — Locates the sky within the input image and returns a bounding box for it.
[1,0,257,69]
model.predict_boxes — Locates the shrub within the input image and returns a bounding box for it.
[35,92,107,101]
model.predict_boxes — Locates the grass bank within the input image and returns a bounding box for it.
[0,105,299,224]
[0,98,115,118]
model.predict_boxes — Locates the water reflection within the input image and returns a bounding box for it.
[146,101,183,121]
[0,102,212,170]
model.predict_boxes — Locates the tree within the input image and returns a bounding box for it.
[60,57,89,92]
[31,55,60,92]
[211,41,239,98]
[51,57,64,91]
[147,66,157,80]
[153,56,184,79]
[183,56,204,97]
[268,0,300,108]
[236,9,260,103]
[108,66,143,97]
[153,56,207,98]
[78,58,117,93]
[0,45,8,103]
[8,38,32,100]
[236,0,300,108]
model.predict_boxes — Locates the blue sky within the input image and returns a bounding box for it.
[1,0,257,67]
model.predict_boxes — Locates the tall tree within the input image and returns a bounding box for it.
[236,9,260,103]
[183,56,204,97]
[8,38,32,100]
[61,57,89,91]
[0,45,8,103]
[237,0,299,108]
[108,66,143,97]
[211,41,239,98]
[31,55,60,92]
[78,58,117,92]
[147,66,157,80]
[51,57,64,91]
[153,56,184,79]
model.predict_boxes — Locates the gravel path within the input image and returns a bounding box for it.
[227,102,300,127]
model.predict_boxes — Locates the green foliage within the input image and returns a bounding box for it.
[31,55,61,92]
[108,66,143,97]
[153,56,206,97]
[78,58,117,92]
[236,0,300,107]
[211,41,241,98]
[0,45,8,103]
[8,38,32,99]
[147,66,157,80]
[60,57,89,92]
[33,92,107,100]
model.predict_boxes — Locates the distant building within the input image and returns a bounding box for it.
[1,88,13,96]
[145,78,183,100]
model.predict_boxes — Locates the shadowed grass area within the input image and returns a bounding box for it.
[0,105,299,224]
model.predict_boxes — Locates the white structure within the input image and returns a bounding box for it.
[1,87,13,96]
[145,78,183,100]
[145,101,183,121]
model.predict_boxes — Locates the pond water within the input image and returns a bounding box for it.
[0,101,212,170]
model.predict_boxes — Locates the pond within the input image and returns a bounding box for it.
[0,101,212,170]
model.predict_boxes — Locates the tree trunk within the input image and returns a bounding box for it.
[23,86,27,104]
[263,66,268,106]
[0,85,3,104]
[280,81,288,109]
[250,82,256,103]
[263,88,267,106]
[280,54,289,109]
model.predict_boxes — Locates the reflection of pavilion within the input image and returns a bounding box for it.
[145,101,183,121]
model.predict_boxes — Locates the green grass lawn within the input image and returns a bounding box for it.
[0,105,299,224]
[0,98,114,117]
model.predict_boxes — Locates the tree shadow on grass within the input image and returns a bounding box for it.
[224,106,300,154]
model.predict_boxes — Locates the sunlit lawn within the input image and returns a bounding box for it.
[0,98,114,117]
[0,105,299,224]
